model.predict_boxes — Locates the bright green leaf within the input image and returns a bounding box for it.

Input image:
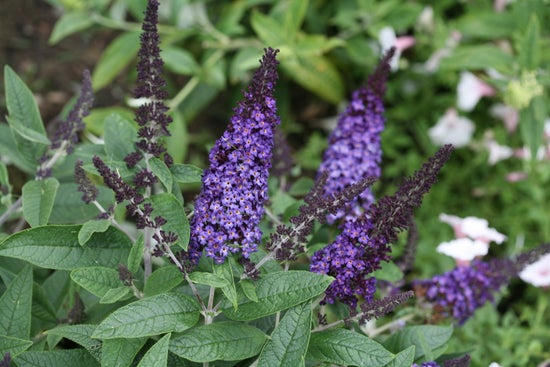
[100,337,147,367]
[14,349,99,367]
[283,0,309,42]
[169,321,267,362]
[78,219,111,246]
[307,329,395,367]
[92,293,200,339]
[49,11,94,44]
[222,271,333,321]
[22,178,59,227]
[70,267,122,298]
[187,271,228,288]
[103,113,137,161]
[518,14,540,71]
[143,265,183,297]
[456,11,517,39]
[0,225,132,270]
[149,158,173,193]
[258,302,312,367]
[170,164,203,184]
[0,265,33,339]
[92,32,140,90]
[520,96,547,161]
[250,11,287,46]
[83,106,135,136]
[150,193,190,250]
[136,333,171,367]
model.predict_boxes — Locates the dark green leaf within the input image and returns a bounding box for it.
[371,261,403,283]
[46,324,102,361]
[0,124,34,173]
[258,302,312,367]
[0,225,132,270]
[22,178,59,227]
[0,265,32,339]
[136,333,171,367]
[31,283,57,323]
[4,65,48,165]
[187,271,229,288]
[518,14,540,71]
[383,345,415,367]
[92,32,140,90]
[169,321,267,362]
[7,119,51,145]
[150,193,190,250]
[92,293,200,339]
[100,286,131,304]
[100,337,147,367]
[70,267,122,298]
[383,325,453,361]
[78,219,111,246]
[239,278,258,302]
[170,164,203,183]
[287,177,314,196]
[307,329,394,367]
[214,259,239,310]
[103,113,137,161]
[49,183,114,224]
[128,235,144,274]
[222,271,333,321]
[49,11,94,44]
[143,265,184,297]
[150,157,173,193]
[14,349,100,367]
[0,335,33,358]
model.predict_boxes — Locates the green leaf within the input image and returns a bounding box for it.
[161,47,199,75]
[170,164,203,184]
[520,96,547,161]
[150,193,190,250]
[70,267,122,298]
[229,48,265,83]
[49,11,94,44]
[456,11,517,39]
[222,271,333,321]
[22,178,59,227]
[78,219,111,246]
[92,293,200,339]
[187,271,228,288]
[438,45,514,73]
[257,302,312,367]
[281,53,343,104]
[239,278,258,302]
[0,124,35,173]
[143,265,183,297]
[287,177,314,196]
[250,11,287,46]
[46,324,102,361]
[103,113,137,161]
[92,32,140,90]
[136,333,171,367]
[83,106,135,136]
[150,157,173,193]
[128,234,144,274]
[283,0,309,41]
[371,261,403,283]
[383,345,415,367]
[14,349,100,367]
[169,322,267,362]
[0,265,33,339]
[0,225,132,270]
[4,65,49,165]
[0,335,33,358]
[8,119,51,145]
[214,259,239,310]
[31,283,57,323]
[100,286,131,304]
[307,329,395,367]
[518,14,540,71]
[100,337,147,367]
[49,183,115,224]
[383,325,453,361]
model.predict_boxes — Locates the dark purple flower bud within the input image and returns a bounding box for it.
[359,290,414,323]
[74,159,99,204]
[133,168,157,189]
[316,48,395,222]
[92,156,137,203]
[443,354,471,367]
[412,362,441,367]
[0,353,10,367]
[118,264,133,286]
[187,48,280,264]
[417,259,512,325]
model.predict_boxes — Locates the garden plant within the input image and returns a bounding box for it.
[0,0,549,366]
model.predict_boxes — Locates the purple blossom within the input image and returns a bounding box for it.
[317,48,395,222]
[418,259,512,325]
[74,159,98,204]
[125,0,173,168]
[412,362,441,367]
[311,146,453,308]
[187,48,280,264]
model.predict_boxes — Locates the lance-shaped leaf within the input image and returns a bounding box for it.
[0,265,33,339]
[92,293,200,339]
[22,177,59,228]
[46,324,102,361]
[257,302,312,367]
[13,349,99,367]
[0,225,132,270]
[150,193,190,250]
[169,322,267,362]
[307,329,395,367]
[382,325,453,362]
[136,333,171,367]
[222,271,333,321]
[0,335,33,358]
[101,337,147,367]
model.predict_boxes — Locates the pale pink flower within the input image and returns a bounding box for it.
[489,103,519,133]
[519,253,550,287]
[484,136,513,165]
[437,238,489,264]
[506,171,528,182]
[439,213,507,244]
[379,26,415,71]
[424,31,461,73]
[428,108,474,147]
[457,71,495,111]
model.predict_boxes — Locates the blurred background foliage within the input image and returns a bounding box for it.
[1,0,549,365]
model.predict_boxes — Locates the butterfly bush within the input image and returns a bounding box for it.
[187,48,280,264]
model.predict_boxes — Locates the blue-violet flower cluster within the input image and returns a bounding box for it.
[317,48,394,222]
[188,48,280,264]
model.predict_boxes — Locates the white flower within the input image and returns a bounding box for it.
[519,253,550,287]
[428,108,474,147]
[378,26,415,71]
[437,238,489,261]
[488,363,502,367]
[489,103,519,133]
[417,7,434,32]
[484,138,513,165]
[457,71,495,111]
[439,213,507,244]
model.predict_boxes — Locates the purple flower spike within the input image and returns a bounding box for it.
[188,48,280,264]
[317,48,395,222]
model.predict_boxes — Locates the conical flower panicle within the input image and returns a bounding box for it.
[188,48,280,264]
[317,48,395,222]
